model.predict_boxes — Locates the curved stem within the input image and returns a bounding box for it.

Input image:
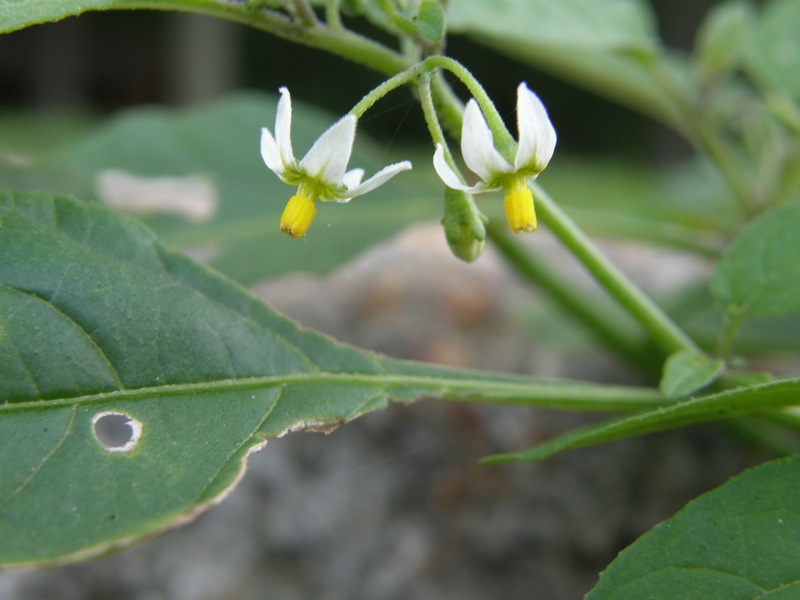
[348,66,420,118]
[430,70,465,140]
[417,72,461,177]
[423,56,517,157]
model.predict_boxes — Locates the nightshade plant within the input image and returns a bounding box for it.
[2,0,800,597]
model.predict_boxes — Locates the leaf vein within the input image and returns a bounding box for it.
[0,405,77,509]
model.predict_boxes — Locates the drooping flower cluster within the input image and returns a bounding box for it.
[259,82,555,240]
[433,83,556,233]
[260,87,412,238]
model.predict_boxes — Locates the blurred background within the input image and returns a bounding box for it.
[0,0,719,158]
[0,2,767,599]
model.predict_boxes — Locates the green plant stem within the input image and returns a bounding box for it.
[716,310,745,359]
[692,121,754,217]
[423,56,517,157]
[417,72,460,173]
[532,183,703,358]
[430,70,465,140]
[117,0,413,76]
[287,0,319,26]
[324,0,344,31]
[486,223,661,377]
[349,68,420,118]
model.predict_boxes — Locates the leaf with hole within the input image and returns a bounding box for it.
[586,453,800,598]
[0,191,663,566]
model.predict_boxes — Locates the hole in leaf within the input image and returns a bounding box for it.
[92,412,143,453]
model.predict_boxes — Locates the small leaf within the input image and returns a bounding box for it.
[711,204,800,321]
[695,0,756,80]
[659,350,725,399]
[0,191,662,566]
[587,454,800,598]
[413,0,445,43]
[481,378,799,465]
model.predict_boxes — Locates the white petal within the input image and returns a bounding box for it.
[433,144,467,188]
[461,99,513,183]
[299,115,356,185]
[514,83,557,172]
[342,168,365,190]
[275,87,296,168]
[260,127,284,176]
[433,145,492,194]
[343,160,412,198]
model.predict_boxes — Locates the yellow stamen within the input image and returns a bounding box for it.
[280,194,317,238]
[503,178,537,234]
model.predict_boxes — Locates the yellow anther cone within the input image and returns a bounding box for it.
[280,194,317,238]
[503,179,537,234]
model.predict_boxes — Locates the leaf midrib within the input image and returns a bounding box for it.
[1,371,665,411]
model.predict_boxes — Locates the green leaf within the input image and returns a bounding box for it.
[0,190,662,566]
[413,0,445,43]
[481,378,799,465]
[447,0,657,53]
[746,0,800,98]
[0,0,130,33]
[447,0,685,127]
[711,204,800,321]
[586,454,800,599]
[695,0,756,80]
[659,350,725,399]
[36,92,440,285]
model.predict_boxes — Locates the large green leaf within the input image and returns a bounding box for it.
[0,0,118,32]
[587,453,800,599]
[36,92,441,285]
[0,191,663,566]
[0,0,265,33]
[447,0,656,52]
[711,203,800,321]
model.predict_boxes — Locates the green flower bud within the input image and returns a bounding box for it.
[442,188,487,263]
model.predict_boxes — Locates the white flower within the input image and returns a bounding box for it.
[433,83,556,233]
[261,87,413,238]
